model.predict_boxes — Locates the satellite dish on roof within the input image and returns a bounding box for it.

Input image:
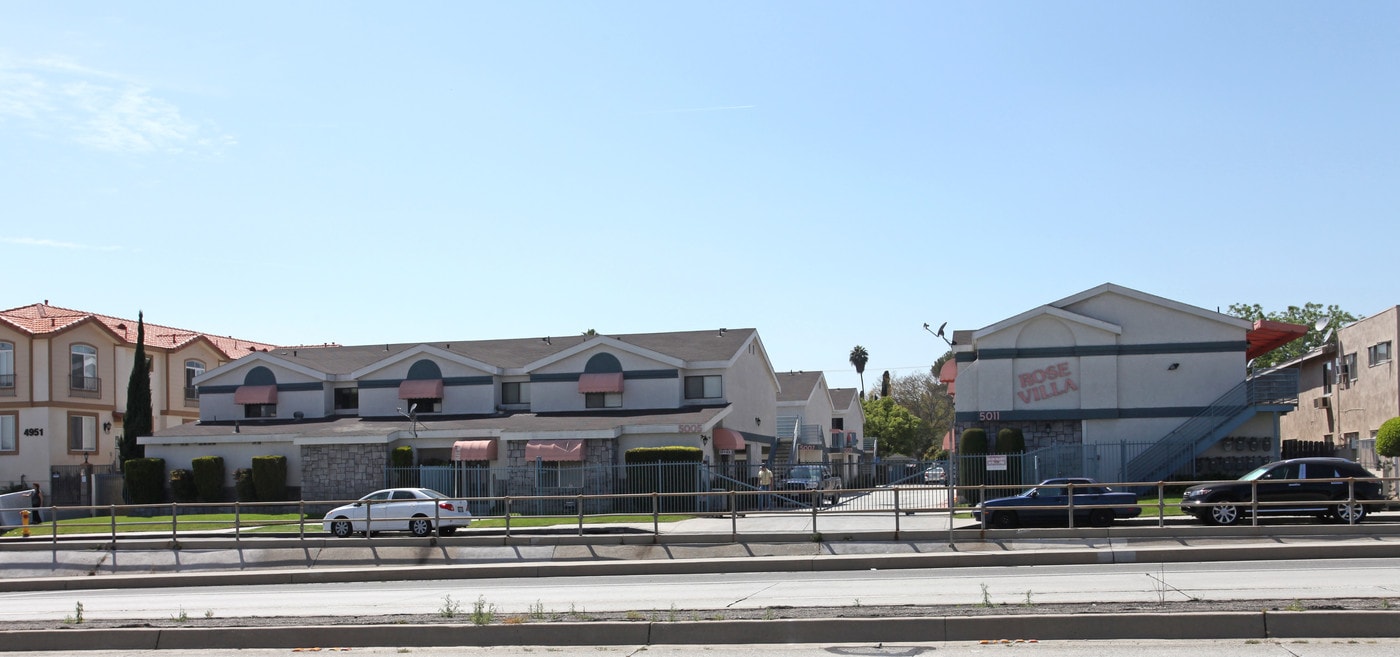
[1313,317,1330,332]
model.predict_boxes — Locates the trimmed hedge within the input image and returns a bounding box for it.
[251,455,287,502]
[1378,417,1400,458]
[233,468,257,502]
[124,458,166,505]
[192,456,225,503]
[959,429,988,504]
[169,468,197,503]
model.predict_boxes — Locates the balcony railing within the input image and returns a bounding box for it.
[70,375,101,397]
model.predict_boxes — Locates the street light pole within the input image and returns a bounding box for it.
[924,321,958,544]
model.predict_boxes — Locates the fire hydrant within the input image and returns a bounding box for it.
[19,509,30,538]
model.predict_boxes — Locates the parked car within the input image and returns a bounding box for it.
[923,463,948,484]
[973,478,1141,529]
[1180,457,1382,526]
[780,465,843,505]
[322,488,472,538]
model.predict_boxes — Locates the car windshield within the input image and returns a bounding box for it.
[1238,465,1274,481]
[788,467,819,478]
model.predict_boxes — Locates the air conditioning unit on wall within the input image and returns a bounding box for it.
[1314,397,1332,409]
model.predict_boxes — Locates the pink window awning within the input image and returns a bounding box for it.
[525,439,583,461]
[399,378,444,400]
[452,440,498,461]
[578,372,624,393]
[233,385,277,405]
[712,428,746,450]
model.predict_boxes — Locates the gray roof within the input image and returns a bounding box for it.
[257,328,758,375]
[829,388,858,409]
[776,371,824,403]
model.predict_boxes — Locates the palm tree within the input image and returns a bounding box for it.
[849,345,869,398]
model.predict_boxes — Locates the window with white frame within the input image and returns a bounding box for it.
[536,462,584,488]
[68,413,97,452]
[1369,341,1392,366]
[184,360,205,400]
[0,413,16,452]
[1324,361,1335,394]
[1343,352,1358,386]
[70,344,98,392]
[684,375,722,400]
[0,342,14,390]
[585,392,621,408]
[502,381,530,405]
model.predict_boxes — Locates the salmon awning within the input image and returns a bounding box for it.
[233,385,277,404]
[938,360,958,395]
[452,440,498,461]
[399,378,444,399]
[525,439,583,461]
[578,372,624,393]
[712,428,746,450]
[1246,320,1309,360]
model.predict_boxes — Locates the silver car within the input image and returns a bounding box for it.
[322,488,472,538]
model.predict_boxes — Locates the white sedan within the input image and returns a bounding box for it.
[322,488,472,538]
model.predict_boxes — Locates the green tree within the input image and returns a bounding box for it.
[1377,417,1400,458]
[1228,302,1361,369]
[860,395,928,457]
[120,311,152,464]
[849,345,869,398]
[886,353,955,459]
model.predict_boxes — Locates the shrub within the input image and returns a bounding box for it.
[959,429,988,504]
[191,456,225,503]
[233,468,257,503]
[251,455,287,502]
[997,427,1026,454]
[1377,417,1400,458]
[123,458,166,505]
[169,469,197,503]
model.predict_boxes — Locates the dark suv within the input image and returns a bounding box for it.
[1180,457,1383,525]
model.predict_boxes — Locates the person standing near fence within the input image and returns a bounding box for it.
[758,464,773,510]
[29,483,43,524]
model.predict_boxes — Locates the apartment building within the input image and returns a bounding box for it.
[0,302,274,502]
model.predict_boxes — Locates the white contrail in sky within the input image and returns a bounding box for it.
[1,237,122,251]
[645,104,756,115]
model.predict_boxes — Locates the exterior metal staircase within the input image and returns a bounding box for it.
[1123,370,1298,484]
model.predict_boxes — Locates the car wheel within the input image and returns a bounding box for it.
[1088,509,1114,528]
[1333,502,1368,524]
[988,510,1018,529]
[409,516,433,537]
[330,518,354,538]
[829,493,841,505]
[1208,501,1241,526]
[437,526,457,537]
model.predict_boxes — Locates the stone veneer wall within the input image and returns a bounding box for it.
[300,443,387,504]
[504,439,618,513]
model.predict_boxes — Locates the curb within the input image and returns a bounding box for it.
[5,611,1400,651]
[6,538,1400,592]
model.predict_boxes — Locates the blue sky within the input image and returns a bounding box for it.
[2,2,1396,393]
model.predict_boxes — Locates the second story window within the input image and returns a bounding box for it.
[184,360,205,401]
[334,387,359,411]
[1369,341,1392,366]
[502,381,530,405]
[684,375,722,400]
[1342,353,1358,387]
[0,342,13,392]
[585,392,622,408]
[70,344,99,393]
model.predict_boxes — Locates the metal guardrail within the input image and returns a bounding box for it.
[2,475,1396,544]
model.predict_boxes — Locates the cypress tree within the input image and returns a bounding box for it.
[121,311,153,464]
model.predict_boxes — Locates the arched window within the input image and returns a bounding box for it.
[400,359,444,413]
[580,353,623,408]
[184,360,205,401]
[0,342,14,391]
[70,344,99,393]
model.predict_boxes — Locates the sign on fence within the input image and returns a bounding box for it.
[986,455,1007,471]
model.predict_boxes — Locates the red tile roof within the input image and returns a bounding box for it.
[0,301,278,359]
